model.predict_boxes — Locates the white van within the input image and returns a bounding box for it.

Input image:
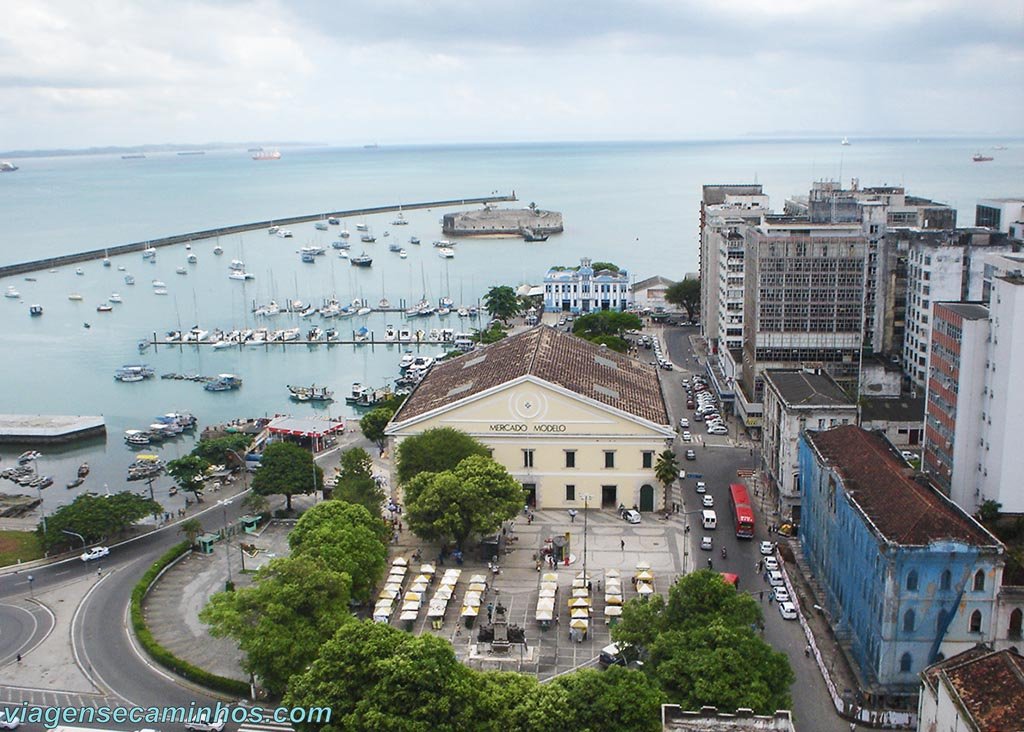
[701,509,717,530]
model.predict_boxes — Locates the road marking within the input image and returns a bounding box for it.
[71,568,138,706]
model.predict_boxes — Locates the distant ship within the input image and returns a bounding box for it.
[121,154,146,159]
[177,151,205,156]
[363,143,379,149]
[0,161,19,172]
[252,149,281,161]
[972,153,994,162]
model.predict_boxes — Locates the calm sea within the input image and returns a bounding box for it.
[0,138,1020,515]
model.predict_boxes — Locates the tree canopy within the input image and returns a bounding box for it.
[359,408,394,453]
[250,441,322,511]
[590,261,620,273]
[612,570,792,714]
[665,279,701,320]
[395,427,490,484]
[472,322,508,344]
[483,285,521,323]
[200,555,352,696]
[572,311,642,341]
[403,455,524,550]
[39,492,162,550]
[288,501,389,603]
[166,454,210,501]
[191,433,253,466]
[525,666,664,732]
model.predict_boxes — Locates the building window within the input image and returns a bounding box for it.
[941,570,951,591]
[899,653,912,673]
[906,570,918,592]
[642,451,654,469]
[970,609,983,633]
[565,450,576,468]
[523,449,534,468]
[565,484,575,501]
[604,451,615,469]
[1010,608,1023,640]
[903,609,915,633]
[973,570,985,592]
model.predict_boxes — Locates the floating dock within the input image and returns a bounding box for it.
[0,414,106,444]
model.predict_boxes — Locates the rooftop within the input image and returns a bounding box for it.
[391,325,669,426]
[266,415,346,437]
[936,302,990,320]
[806,426,999,547]
[702,184,764,206]
[764,370,854,408]
[923,646,1024,731]
[632,275,677,291]
[860,396,926,424]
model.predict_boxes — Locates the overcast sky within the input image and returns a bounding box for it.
[1,0,1022,149]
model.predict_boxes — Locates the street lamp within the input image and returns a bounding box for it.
[218,498,234,590]
[61,529,86,548]
[582,495,590,582]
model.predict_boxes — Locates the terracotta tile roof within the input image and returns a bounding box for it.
[806,426,996,547]
[935,648,1024,731]
[391,325,669,426]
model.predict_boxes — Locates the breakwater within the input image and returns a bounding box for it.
[0,193,516,278]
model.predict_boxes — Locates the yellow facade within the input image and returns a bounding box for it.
[388,376,675,511]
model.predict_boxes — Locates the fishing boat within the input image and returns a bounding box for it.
[409,236,421,245]
[29,304,43,316]
[17,450,40,464]
[301,252,316,263]
[78,463,90,478]
[437,247,455,259]
[522,229,549,242]
[972,153,994,162]
[68,293,83,301]
[356,222,368,232]
[187,253,198,264]
[361,232,376,243]
[66,477,84,490]
[328,217,340,225]
[97,304,113,312]
[350,253,373,267]
[213,245,224,255]
[1,161,19,172]
[114,364,155,381]
[124,430,151,446]
[301,244,326,256]
[203,374,243,391]
[287,384,335,402]
[331,239,351,250]
[125,274,135,285]
[109,293,123,303]
[391,211,408,226]
[252,149,281,160]
[432,240,456,248]
[389,241,402,253]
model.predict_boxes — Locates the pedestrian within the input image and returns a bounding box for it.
[597,579,602,593]
[804,644,811,657]
[620,538,625,551]
[587,580,592,593]
[568,509,577,523]
[850,724,857,732]
[487,602,493,622]
[15,653,21,663]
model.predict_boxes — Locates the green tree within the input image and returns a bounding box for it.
[200,555,352,696]
[359,408,394,454]
[647,622,793,713]
[286,620,487,732]
[525,666,664,732]
[654,449,680,508]
[191,434,253,465]
[395,427,490,484]
[339,447,374,479]
[665,279,701,321]
[288,501,389,603]
[472,323,508,344]
[241,491,270,517]
[663,570,763,632]
[590,261,620,273]
[404,455,524,550]
[977,499,1002,525]
[250,441,322,512]
[572,311,643,341]
[483,285,521,323]
[178,518,204,547]
[166,454,210,502]
[39,492,162,550]
[613,593,668,651]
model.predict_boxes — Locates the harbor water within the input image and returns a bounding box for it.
[0,138,1020,517]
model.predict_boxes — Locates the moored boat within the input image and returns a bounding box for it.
[350,253,373,267]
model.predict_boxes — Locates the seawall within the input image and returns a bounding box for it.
[0,194,516,278]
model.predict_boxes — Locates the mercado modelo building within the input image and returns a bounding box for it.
[386,325,674,512]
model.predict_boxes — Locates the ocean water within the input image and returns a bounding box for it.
[0,138,1020,515]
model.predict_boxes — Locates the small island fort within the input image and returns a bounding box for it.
[442,202,563,238]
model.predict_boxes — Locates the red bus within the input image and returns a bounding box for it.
[728,483,755,538]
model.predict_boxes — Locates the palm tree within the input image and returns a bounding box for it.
[178,518,204,547]
[654,449,680,510]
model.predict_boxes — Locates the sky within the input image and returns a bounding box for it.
[1,0,1022,149]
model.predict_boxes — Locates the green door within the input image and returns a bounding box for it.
[639,484,655,512]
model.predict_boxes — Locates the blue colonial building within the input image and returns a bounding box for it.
[543,258,631,314]
[799,425,1003,706]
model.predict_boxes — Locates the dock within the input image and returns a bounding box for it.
[0,193,517,278]
[0,414,106,444]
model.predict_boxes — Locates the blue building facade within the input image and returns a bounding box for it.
[543,257,631,314]
[798,425,1003,704]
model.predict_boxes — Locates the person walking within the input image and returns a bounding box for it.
[620,538,625,551]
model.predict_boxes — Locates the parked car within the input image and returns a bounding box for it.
[767,570,784,587]
[700,536,713,550]
[621,509,642,524]
[764,556,779,572]
[685,449,697,460]
[760,541,775,556]
[679,417,689,429]
[0,713,20,730]
[778,601,798,620]
[695,480,706,493]
[702,495,714,508]
[707,426,729,436]
[80,546,110,562]
[773,587,791,603]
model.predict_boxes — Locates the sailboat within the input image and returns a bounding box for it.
[841,137,851,146]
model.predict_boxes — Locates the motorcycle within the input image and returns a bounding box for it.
[721,547,727,559]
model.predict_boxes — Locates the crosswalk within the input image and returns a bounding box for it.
[236,722,295,732]
[0,684,111,709]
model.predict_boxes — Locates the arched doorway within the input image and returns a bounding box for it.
[639,484,655,512]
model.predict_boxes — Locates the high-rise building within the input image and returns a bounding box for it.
[975,197,1024,233]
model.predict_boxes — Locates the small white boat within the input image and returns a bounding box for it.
[315,221,329,231]
[153,287,168,295]
[117,265,126,271]
[399,249,407,258]
[356,222,368,231]
[102,257,111,267]
[75,267,85,275]
[213,245,224,255]
[175,266,187,275]
[152,280,166,288]
[229,271,255,280]
[276,229,293,238]
[68,293,83,301]
[357,306,372,316]
[338,250,349,259]
[212,340,233,350]
[229,259,245,271]
[268,226,279,235]
[437,247,455,259]
[187,253,198,264]
[109,293,123,303]
[124,274,135,285]
[5,286,21,298]
[142,247,157,259]
[340,227,351,239]
[410,236,421,245]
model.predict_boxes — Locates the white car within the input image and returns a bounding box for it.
[80,546,110,562]
[778,601,798,620]
[681,431,692,442]
[702,495,714,508]
[773,587,791,603]
[185,713,226,732]
[679,417,689,429]
[621,509,642,524]
[695,481,706,494]
[700,536,713,551]
[759,541,775,556]
[767,570,784,587]
[0,714,20,730]
[764,556,779,572]
[707,426,729,436]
